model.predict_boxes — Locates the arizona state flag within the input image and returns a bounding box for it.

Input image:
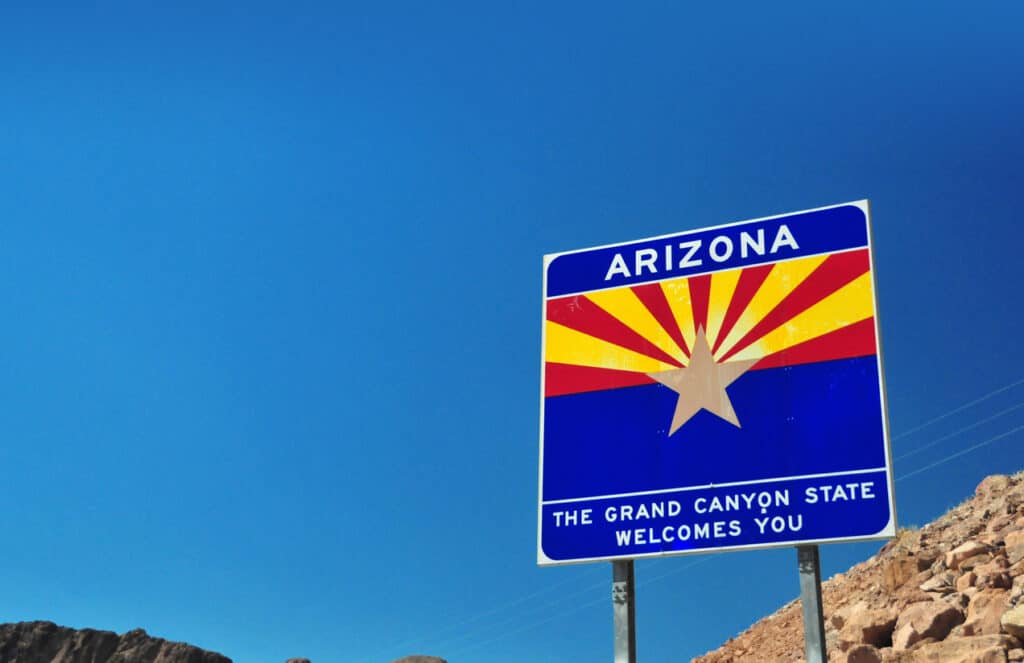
[538,201,895,565]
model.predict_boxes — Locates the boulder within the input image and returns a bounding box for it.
[1002,605,1024,640]
[892,601,964,650]
[902,634,1014,662]
[960,554,995,571]
[948,542,991,571]
[921,572,957,594]
[958,572,979,592]
[846,643,883,663]
[1005,530,1024,565]
[838,609,898,651]
[963,588,1010,636]
[977,475,1012,497]
[886,556,926,592]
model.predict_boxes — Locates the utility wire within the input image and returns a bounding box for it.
[441,556,713,659]
[351,564,606,663]
[440,415,1022,662]
[896,424,1024,482]
[894,401,1024,461]
[891,376,1024,440]
[372,379,1024,662]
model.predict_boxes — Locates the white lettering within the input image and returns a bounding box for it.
[739,229,765,257]
[770,224,799,253]
[678,239,703,268]
[635,248,658,276]
[709,236,733,262]
[804,482,877,503]
[604,253,630,280]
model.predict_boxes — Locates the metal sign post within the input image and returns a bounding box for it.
[612,560,637,663]
[797,545,827,663]
[538,201,896,663]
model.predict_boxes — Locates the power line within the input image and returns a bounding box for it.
[896,424,1024,482]
[351,564,606,663]
[441,556,713,659]
[894,401,1024,461]
[372,379,1024,662]
[892,376,1024,440]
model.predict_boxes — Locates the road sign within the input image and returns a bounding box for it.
[538,200,895,565]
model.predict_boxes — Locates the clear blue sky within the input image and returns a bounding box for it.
[2,3,1023,662]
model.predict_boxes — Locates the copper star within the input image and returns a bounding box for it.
[647,327,757,435]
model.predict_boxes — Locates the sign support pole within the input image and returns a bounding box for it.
[612,559,637,663]
[797,545,827,663]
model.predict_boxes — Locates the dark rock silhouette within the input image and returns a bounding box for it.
[0,621,231,663]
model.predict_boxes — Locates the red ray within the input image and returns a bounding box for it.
[630,283,690,357]
[711,264,774,355]
[545,362,656,397]
[719,249,871,362]
[688,274,712,336]
[750,317,877,370]
[547,296,684,368]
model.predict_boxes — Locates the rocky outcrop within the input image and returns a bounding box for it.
[390,657,447,663]
[694,471,1024,662]
[0,621,231,663]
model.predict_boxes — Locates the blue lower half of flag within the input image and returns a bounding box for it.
[541,355,887,501]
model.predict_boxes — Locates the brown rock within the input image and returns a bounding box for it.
[963,588,1010,636]
[961,554,995,571]
[979,572,1013,591]
[897,589,937,611]
[903,634,1014,662]
[920,572,957,594]
[976,557,1011,575]
[948,542,991,571]
[846,644,883,663]
[391,658,448,663]
[977,475,1012,497]
[693,472,1024,663]
[1003,605,1024,639]
[286,659,312,663]
[0,621,232,663]
[1006,530,1024,565]
[839,609,898,651]
[945,592,972,610]
[988,513,1018,533]
[886,556,925,592]
[958,572,979,592]
[892,601,965,650]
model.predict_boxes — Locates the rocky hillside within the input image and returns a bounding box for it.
[0,622,231,663]
[693,472,1024,662]
[0,622,447,663]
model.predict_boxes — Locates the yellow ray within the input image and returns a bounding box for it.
[713,254,829,360]
[586,288,687,364]
[726,272,875,362]
[545,320,680,373]
[659,277,696,356]
[705,267,742,350]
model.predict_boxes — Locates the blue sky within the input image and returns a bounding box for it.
[2,2,1023,662]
